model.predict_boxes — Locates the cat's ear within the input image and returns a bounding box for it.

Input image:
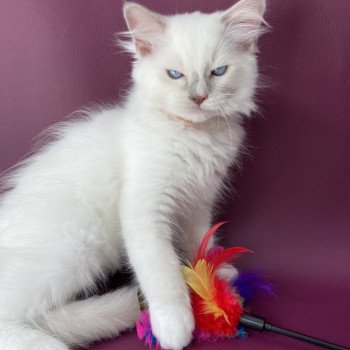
[222,0,267,50]
[123,2,166,57]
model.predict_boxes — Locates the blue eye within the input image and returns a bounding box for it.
[167,70,184,79]
[211,65,228,77]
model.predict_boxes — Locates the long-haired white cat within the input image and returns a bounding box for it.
[0,1,266,349]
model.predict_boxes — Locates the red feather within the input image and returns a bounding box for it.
[197,221,228,261]
[211,247,251,269]
[187,222,250,338]
[191,274,243,337]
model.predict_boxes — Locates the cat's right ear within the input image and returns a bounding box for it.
[123,2,166,57]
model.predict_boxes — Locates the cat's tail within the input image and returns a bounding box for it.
[39,287,140,348]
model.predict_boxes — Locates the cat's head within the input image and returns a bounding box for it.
[122,0,267,123]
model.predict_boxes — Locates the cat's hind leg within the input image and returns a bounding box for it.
[0,322,70,350]
[0,223,138,349]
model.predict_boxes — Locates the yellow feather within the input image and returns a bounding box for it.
[182,260,214,301]
[202,301,231,324]
[182,260,230,325]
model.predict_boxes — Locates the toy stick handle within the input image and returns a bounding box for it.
[240,314,350,350]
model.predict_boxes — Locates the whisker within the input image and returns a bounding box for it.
[211,96,233,147]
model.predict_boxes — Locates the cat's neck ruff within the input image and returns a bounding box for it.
[166,113,196,127]
[160,109,204,127]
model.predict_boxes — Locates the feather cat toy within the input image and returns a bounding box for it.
[137,223,349,350]
[181,222,249,339]
[136,222,272,347]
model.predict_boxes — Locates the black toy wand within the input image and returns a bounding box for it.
[240,314,350,350]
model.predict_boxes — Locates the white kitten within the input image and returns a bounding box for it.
[0,1,266,349]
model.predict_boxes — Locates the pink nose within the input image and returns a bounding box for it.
[191,94,208,105]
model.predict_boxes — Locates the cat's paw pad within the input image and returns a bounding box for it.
[150,301,194,350]
[216,263,238,281]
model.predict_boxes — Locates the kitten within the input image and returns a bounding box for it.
[0,1,266,349]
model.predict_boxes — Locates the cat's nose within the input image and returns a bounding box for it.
[191,94,208,106]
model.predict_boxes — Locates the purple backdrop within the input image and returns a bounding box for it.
[0,1,349,349]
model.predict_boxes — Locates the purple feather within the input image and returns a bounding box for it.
[230,270,275,302]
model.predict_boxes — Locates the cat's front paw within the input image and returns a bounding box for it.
[150,301,194,350]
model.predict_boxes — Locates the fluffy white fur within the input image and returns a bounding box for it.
[0,1,266,349]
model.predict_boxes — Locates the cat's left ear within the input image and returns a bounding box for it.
[123,2,166,57]
[222,0,267,51]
